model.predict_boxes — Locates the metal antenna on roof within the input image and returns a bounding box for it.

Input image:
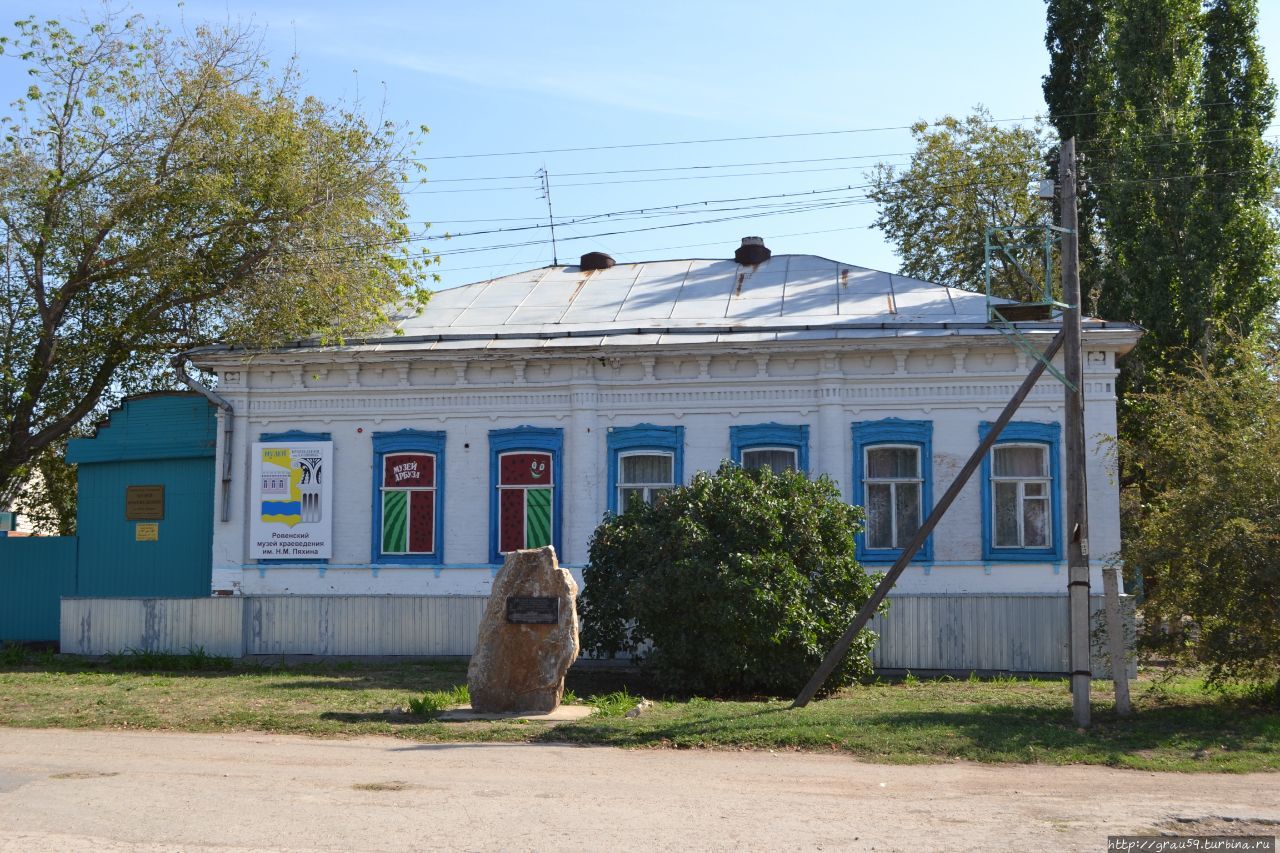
[537,167,559,266]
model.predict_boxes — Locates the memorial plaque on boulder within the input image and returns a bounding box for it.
[467,546,579,714]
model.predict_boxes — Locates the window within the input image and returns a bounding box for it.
[991,445,1050,548]
[607,424,684,514]
[380,453,436,554]
[730,424,809,474]
[742,447,799,474]
[498,451,554,553]
[980,421,1062,561]
[372,430,444,565]
[618,452,675,509]
[489,427,563,562]
[852,419,933,562]
[863,445,921,549]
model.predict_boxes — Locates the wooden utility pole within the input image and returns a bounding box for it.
[1061,137,1091,728]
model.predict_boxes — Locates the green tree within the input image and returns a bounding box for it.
[580,463,882,696]
[868,109,1052,302]
[1189,0,1279,361]
[11,441,76,535]
[0,12,434,506]
[1119,339,1280,695]
[1096,0,1207,387]
[1043,0,1279,388]
[1042,0,1109,315]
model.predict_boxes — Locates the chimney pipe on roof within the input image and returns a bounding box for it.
[579,251,615,271]
[735,236,771,266]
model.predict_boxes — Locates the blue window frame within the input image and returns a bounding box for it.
[730,423,809,474]
[260,430,331,442]
[371,430,445,565]
[607,424,685,514]
[980,421,1063,561]
[852,419,933,563]
[489,426,563,564]
[258,431,331,565]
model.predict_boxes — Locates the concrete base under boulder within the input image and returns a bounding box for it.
[435,704,592,722]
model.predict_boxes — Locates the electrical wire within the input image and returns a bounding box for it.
[399,126,1280,195]
[402,103,1277,162]
[242,165,1267,270]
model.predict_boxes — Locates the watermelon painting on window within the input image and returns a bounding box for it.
[380,452,436,555]
[498,451,553,553]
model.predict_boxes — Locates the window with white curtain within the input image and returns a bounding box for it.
[617,451,674,510]
[991,444,1051,548]
[741,446,799,475]
[863,445,922,550]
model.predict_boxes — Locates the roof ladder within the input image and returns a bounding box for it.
[984,223,1076,392]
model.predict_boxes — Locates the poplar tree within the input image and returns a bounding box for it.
[1042,0,1279,387]
[1045,1,1280,676]
[1042,0,1109,315]
[1093,0,1205,387]
[1190,0,1279,360]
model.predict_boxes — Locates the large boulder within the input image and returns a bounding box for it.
[468,546,580,713]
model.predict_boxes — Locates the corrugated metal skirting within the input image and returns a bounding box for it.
[246,596,486,656]
[62,596,488,658]
[62,597,244,658]
[866,594,1134,676]
[60,593,1134,675]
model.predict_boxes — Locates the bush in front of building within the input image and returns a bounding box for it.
[581,462,884,696]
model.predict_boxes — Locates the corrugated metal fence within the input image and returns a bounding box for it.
[63,596,488,658]
[61,597,245,658]
[61,593,1134,676]
[867,594,1133,676]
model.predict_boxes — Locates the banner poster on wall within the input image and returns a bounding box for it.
[249,441,333,559]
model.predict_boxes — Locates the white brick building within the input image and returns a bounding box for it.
[188,240,1139,610]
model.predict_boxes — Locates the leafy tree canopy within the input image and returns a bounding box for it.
[868,109,1053,303]
[0,12,435,505]
[580,463,883,696]
[1044,0,1279,386]
[10,436,75,535]
[1118,338,1280,695]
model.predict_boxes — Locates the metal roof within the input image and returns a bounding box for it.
[405,256,974,330]
[189,254,1142,359]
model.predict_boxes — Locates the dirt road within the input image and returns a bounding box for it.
[0,728,1275,852]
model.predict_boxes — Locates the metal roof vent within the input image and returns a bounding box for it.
[579,251,615,271]
[734,236,771,266]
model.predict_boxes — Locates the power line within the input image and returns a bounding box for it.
[404,102,1273,162]
[417,150,958,182]
[282,165,1274,264]
[221,151,1275,266]
[401,127,1280,195]
[434,225,883,275]
[416,136,1277,240]
[406,161,913,195]
[409,128,1280,227]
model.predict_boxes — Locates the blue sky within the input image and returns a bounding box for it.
[6,1,1279,289]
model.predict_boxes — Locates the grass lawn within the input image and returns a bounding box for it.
[0,648,1276,773]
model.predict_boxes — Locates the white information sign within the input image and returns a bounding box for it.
[249,441,333,560]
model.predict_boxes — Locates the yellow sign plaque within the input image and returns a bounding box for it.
[135,522,159,542]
